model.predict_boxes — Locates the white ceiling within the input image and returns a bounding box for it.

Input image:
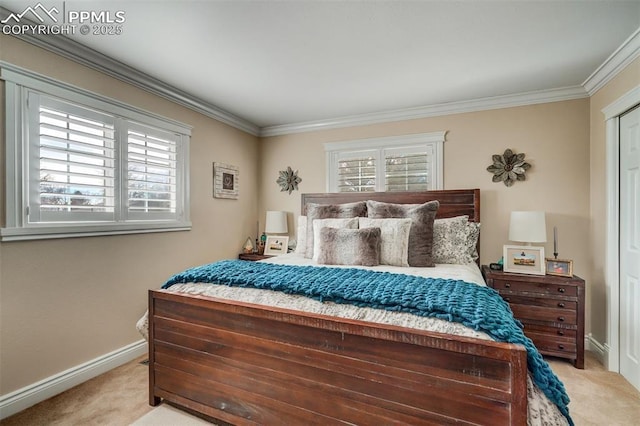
[2,0,640,133]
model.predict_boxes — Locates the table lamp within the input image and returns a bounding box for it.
[509,211,546,245]
[504,211,547,275]
[265,211,288,235]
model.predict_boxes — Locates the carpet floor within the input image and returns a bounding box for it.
[1,352,638,425]
[131,404,213,425]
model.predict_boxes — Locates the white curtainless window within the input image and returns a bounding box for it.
[125,122,180,220]
[32,94,117,224]
[1,63,191,241]
[325,132,445,193]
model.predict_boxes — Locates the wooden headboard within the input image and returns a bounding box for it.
[301,189,480,222]
[301,189,481,263]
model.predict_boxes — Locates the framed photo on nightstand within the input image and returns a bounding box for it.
[264,236,289,256]
[546,258,573,277]
[503,245,546,275]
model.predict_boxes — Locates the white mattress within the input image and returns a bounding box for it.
[263,252,487,286]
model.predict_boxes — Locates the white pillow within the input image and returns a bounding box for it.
[358,218,412,267]
[294,216,307,255]
[312,218,359,262]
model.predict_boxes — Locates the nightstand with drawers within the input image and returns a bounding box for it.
[238,253,272,261]
[482,265,585,369]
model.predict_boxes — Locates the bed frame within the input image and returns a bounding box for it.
[148,189,529,425]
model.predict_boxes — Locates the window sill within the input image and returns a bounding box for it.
[0,222,192,242]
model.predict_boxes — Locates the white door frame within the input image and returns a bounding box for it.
[603,84,640,372]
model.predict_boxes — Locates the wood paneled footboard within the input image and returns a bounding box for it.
[149,289,528,425]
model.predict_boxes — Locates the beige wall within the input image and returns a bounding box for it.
[2,30,634,399]
[588,56,640,344]
[0,35,260,394]
[260,99,592,331]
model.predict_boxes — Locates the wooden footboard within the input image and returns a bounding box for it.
[149,290,528,425]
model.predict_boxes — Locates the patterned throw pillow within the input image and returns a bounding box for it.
[466,221,481,262]
[366,200,439,267]
[316,227,381,267]
[432,216,481,264]
[359,217,412,267]
[304,201,367,259]
[311,218,359,262]
[432,216,471,264]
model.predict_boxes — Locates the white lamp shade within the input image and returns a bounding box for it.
[265,211,288,234]
[509,211,547,243]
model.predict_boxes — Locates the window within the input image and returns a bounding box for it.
[33,95,117,224]
[2,64,191,241]
[325,132,445,193]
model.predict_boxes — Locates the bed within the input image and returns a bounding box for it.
[145,189,572,425]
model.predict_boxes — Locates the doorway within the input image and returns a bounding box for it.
[604,85,640,392]
[619,106,639,391]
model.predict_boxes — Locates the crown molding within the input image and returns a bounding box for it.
[583,27,640,96]
[0,7,260,136]
[2,6,636,139]
[259,86,588,137]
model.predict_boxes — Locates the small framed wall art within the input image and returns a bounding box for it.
[503,245,546,275]
[264,236,289,256]
[546,258,573,277]
[213,162,239,199]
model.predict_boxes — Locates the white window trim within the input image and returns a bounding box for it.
[324,131,446,192]
[1,62,192,241]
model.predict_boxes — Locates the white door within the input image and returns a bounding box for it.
[620,105,640,392]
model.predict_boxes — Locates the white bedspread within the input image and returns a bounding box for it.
[137,255,568,426]
[264,252,487,284]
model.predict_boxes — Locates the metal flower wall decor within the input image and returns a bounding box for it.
[277,166,302,194]
[487,149,531,187]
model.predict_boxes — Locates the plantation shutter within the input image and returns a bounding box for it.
[383,146,431,192]
[336,150,377,192]
[2,65,191,240]
[125,122,178,220]
[325,132,444,193]
[34,93,116,223]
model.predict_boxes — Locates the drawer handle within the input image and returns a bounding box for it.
[504,297,510,302]
[557,330,565,336]
[558,302,565,308]
[504,283,511,288]
[558,316,565,322]
[558,287,566,293]
[558,344,565,350]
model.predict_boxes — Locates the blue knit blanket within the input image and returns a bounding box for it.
[164,260,572,424]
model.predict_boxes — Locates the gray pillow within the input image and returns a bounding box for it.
[304,201,367,258]
[366,199,439,267]
[316,227,381,267]
[312,218,359,262]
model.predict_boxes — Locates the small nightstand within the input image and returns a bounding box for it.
[482,265,585,369]
[238,253,272,261]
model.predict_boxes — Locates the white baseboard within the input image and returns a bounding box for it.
[585,333,608,366]
[0,340,147,420]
